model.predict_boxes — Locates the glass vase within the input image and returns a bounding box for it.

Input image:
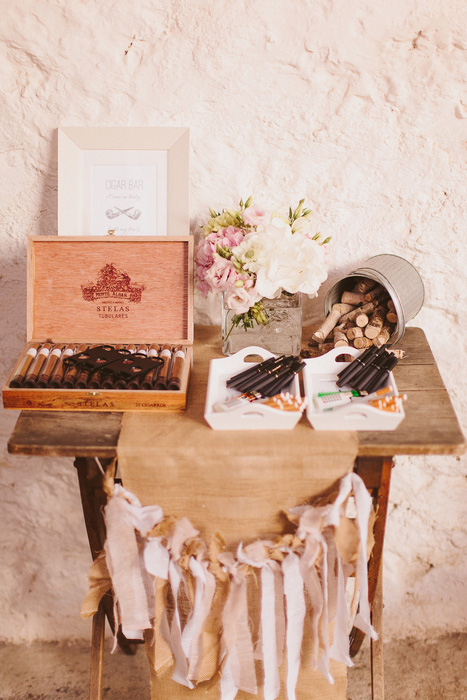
[222,293,302,356]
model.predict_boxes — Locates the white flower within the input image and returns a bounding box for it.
[238,223,328,299]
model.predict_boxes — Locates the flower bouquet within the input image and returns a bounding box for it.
[195,197,330,354]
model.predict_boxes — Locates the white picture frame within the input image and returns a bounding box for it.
[58,127,189,236]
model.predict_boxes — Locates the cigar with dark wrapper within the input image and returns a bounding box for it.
[244,359,296,395]
[226,355,285,387]
[22,343,54,387]
[336,344,384,387]
[9,343,41,387]
[346,350,392,392]
[260,359,305,397]
[231,356,294,393]
[361,354,399,394]
[167,346,186,390]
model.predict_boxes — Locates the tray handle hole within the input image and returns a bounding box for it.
[335,353,354,363]
[243,354,264,364]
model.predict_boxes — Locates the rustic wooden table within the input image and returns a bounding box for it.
[7,326,465,700]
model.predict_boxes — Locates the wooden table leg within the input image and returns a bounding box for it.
[89,599,106,700]
[74,456,139,700]
[371,559,384,700]
[350,457,393,657]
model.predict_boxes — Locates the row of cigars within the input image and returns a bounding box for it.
[306,278,404,357]
[9,343,187,391]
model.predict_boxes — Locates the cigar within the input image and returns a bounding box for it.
[245,358,296,395]
[111,343,138,388]
[347,350,395,392]
[62,344,89,388]
[36,344,65,387]
[22,343,54,387]
[335,344,382,387]
[230,356,294,393]
[75,367,94,389]
[226,355,286,388]
[167,346,186,390]
[263,358,305,396]
[154,344,172,390]
[49,345,76,388]
[87,344,126,389]
[9,343,41,387]
[361,354,399,394]
[140,344,161,389]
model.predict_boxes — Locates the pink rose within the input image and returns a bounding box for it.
[204,257,239,293]
[242,205,268,227]
[215,226,245,250]
[225,282,261,314]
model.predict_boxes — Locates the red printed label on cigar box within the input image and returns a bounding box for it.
[82,263,145,304]
[82,263,145,320]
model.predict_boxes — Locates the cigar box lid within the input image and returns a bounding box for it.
[27,236,193,345]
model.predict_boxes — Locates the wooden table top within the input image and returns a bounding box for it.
[7,326,465,459]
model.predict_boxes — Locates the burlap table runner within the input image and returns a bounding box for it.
[110,329,363,700]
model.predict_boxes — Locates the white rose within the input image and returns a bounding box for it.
[241,223,328,298]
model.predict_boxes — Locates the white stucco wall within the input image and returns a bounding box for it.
[0,0,465,643]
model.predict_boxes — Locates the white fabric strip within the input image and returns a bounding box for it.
[261,564,281,700]
[282,551,306,700]
[350,473,378,640]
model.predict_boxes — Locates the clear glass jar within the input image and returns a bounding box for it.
[221,292,302,356]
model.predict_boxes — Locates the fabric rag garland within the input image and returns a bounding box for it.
[82,473,377,700]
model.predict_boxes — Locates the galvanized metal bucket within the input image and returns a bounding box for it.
[324,254,425,343]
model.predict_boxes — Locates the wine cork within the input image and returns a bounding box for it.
[364,306,386,339]
[311,303,354,343]
[353,336,373,349]
[341,291,366,305]
[346,326,363,340]
[333,328,349,347]
[352,278,376,294]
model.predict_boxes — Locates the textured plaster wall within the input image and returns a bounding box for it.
[0,0,466,643]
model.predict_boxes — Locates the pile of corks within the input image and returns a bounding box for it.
[303,277,403,358]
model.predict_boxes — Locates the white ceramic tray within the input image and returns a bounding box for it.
[204,346,303,430]
[303,347,404,431]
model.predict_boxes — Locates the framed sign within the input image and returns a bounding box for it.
[58,127,189,236]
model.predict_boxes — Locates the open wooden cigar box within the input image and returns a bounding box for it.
[2,235,193,411]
